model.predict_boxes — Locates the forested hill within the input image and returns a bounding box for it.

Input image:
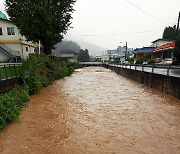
[55,40,81,55]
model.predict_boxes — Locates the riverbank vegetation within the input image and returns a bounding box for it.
[0,86,29,130]
[0,54,77,130]
[78,49,90,62]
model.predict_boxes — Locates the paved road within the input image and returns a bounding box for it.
[111,64,180,78]
[0,67,179,154]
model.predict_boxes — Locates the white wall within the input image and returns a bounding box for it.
[60,53,74,58]
[0,52,7,62]
[153,40,173,47]
[0,19,21,40]
[0,19,36,60]
[60,53,78,62]
[22,44,35,59]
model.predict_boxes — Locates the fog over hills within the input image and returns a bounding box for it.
[75,40,107,56]
[64,35,107,56]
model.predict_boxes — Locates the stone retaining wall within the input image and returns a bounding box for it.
[106,65,180,100]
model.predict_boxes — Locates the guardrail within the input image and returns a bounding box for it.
[107,63,180,77]
[106,63,180,99]
[79,62,104,65]
[0,63,23,81]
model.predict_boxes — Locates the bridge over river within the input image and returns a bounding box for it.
[0,67,179,153]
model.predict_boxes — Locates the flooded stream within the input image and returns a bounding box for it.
[0,67,180,154]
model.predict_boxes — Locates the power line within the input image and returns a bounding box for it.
[125,0,170,24]
[171,18,178,27]
[66,29,163,37]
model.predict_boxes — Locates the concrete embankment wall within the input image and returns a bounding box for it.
[0,77,23,93]
[106,65,180,100]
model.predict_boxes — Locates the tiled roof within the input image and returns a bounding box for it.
[154,42,175,52]
[133,47,155,53]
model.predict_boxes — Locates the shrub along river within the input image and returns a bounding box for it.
[0,67,179,154]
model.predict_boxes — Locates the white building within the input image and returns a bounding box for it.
[95,55,109,62]
[105,49,119,57]
[105,46,133,61]
[0,11,37,62]
[151,39,174,47]
[117,46,133,61]
[56,49,78,62]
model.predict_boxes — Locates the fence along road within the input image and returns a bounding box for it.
[111,64,180,77]
[108,63,180,78]
[0,63,22,81]
[79,62,180,78]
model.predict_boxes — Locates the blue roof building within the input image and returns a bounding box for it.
[0,11,8,20]
[133,47,155,54]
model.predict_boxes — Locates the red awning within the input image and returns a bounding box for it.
[154,42,175,52]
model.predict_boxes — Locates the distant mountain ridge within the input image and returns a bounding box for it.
[76,40,107,56]
[64,35,107,56]
[55,40,81,52]
[55,39,107,56]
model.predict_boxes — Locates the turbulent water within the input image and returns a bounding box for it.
[0,67,179,154]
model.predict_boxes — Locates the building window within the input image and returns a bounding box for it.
[0,27,2,35]
[7,27,15,35]
[26,47,29,52]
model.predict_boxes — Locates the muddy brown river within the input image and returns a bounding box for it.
[0,67,180,154]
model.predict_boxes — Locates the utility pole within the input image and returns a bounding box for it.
[174,12,180,62]
[39,40,41,54]
[125,42,127,61]
[177,11,180,37]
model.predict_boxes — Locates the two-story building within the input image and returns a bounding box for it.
[133,38,175,63]
[56,49,78,62]
[105,46,133,61]
[151,39,174,47]
[151,39,175,63]
[0,11,37,62]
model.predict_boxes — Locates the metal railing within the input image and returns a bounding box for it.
[0,44,21,57]
[108,63,180,77]
[0,63,23,81]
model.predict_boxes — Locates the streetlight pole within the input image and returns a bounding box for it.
[119,42,122,64]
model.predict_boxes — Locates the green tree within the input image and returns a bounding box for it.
[136,54,150,64]
[113,57,120,64]
[162,25,180,64]
[5,0,76,55]
[173,36,180,64]
[127,56,134,64]
[163,26,176,40]
[78,49,90,62]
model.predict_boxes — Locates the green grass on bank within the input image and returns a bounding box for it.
[0,54,77,130]
[0,86,29,130]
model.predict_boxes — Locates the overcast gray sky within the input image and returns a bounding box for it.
[0,0,180,50]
